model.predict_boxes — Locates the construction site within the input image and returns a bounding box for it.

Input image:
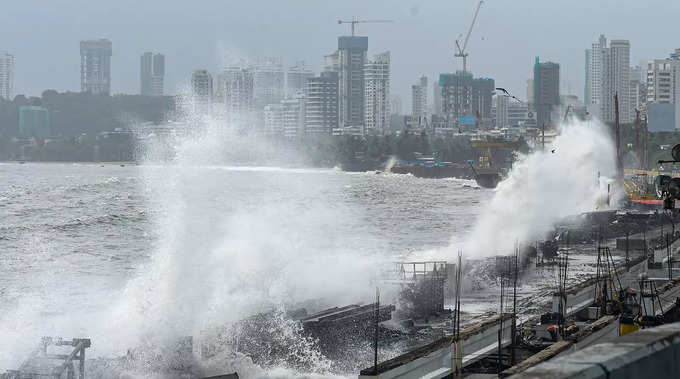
[6,2,680,379]
[6,203,680,379]
[5,124,680,378]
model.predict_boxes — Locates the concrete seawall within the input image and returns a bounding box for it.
[510,321,680,379]
[358,314,513,379]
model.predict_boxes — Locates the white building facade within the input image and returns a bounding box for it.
[250,57,284,110]
[364,51,390,135]
[647,59,673,104]
[217,67,255,123]
[304,71,338,136]
[287,61,314,98]
[585,35,632,123]
[495,95,509,128]
[411,76,428,118]
[282,93,305,139]
[264,103,284,136]
[0,51,14,100]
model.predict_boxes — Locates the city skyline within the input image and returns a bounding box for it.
[2,0,679,110]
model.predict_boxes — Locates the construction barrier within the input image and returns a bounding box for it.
[358,314,513,379]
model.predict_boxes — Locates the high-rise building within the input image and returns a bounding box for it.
[215,66,254,129]
[287,61,314,97]
[305,71,338,136]
[264,92,307,138]
[646,49,680,130]
[630,65,643,82]
[251,57,284,109]
[264,92,305,139]
[364,51,390,135]
[216,67,254,122]
[608,40,631,123]
[412,76,428,118]
[509,102,536,128]
[191,69,213,104]
[264,103,284,136]
[140,52,165,96]
[533,57,560,127]
[491,99,536,129]
[629,65,644,115]
[433,82,442,115]
[80,39,112,95]
[585,35,632,122]
[526,78,534,105]
[439,72,494,130]
[672,49,680,131]
[583,35,607,117]
[337,36,368,135]
[495,95,509,128]
[391,96,402,116]
[0,51,14,100]
[324,51,340,73]
[585,35,606,114]
[646,59,673,104]
[283,95,305,139]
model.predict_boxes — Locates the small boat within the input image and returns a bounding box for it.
[467,162,502,188]
[473,170,502,188]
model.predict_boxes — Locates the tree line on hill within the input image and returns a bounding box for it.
[4,90,674,169]
[0,90,174,138]
[0,90,487,164]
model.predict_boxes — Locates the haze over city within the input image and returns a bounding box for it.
[3,0,680,105]
[4,1,680,379]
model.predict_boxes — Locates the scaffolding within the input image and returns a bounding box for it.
[593,245,622,318]
[389,261,448,320]
[3,338,91,379]
[638,279,664,328]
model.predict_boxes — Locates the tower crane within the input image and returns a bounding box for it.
[338,18,394,36]
[455,0,484,72]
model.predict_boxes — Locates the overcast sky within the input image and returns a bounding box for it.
[3,0,680,109]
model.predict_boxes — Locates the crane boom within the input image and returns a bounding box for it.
[338,18,394,36]
[454,0,484,72]
[462,1,483,53]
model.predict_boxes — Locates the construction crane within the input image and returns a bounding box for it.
[455,0,484,72]
[338,18,394,36]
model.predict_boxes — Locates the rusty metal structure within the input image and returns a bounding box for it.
[389,261,449,320]
[3,338,91,379]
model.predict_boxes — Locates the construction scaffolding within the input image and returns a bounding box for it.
[3,338,91,379]
[593,245,622,318]
[638,279,665,328]
[388,261,449,320]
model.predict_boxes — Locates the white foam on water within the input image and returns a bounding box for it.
[98,107,385,376]
[0,97,386,378]
[463,118,620,257]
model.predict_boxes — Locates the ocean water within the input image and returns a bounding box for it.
[0,118,618,376]
[0,162,489,374]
